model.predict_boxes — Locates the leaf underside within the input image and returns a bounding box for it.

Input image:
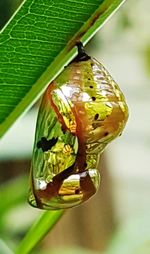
[0,0,126,138]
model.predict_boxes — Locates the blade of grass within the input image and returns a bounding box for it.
[15,210,64,254]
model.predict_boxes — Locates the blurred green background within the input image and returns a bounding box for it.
[1,0,150,253]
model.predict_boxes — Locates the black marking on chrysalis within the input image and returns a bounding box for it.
[74,42,91,62]
[75,188,80,194]
[84,162,87,167]
[94,113,99,120]
[92,96,96,101]
[37,137,58,152]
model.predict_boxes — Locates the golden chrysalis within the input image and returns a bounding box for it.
[28,42,129,210]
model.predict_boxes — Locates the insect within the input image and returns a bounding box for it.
[28,42,129,210]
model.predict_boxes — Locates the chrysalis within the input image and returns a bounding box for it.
[28,42,128,210]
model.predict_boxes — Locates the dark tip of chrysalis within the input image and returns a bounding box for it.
[74,41,91,62]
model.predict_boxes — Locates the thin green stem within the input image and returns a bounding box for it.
[15,210,64,254]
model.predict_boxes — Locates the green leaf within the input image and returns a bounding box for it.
[15,210,64,254]
[0,0,126,137]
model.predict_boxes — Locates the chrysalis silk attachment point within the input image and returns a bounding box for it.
[28,47,129,210]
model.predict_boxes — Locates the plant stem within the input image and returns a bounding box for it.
[15,210,64,254]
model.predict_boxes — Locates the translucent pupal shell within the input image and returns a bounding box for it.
[28,58,128,210]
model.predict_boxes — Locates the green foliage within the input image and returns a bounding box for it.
[0,0,126,253]
[15,210,64,254]
[0,0,126,137]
